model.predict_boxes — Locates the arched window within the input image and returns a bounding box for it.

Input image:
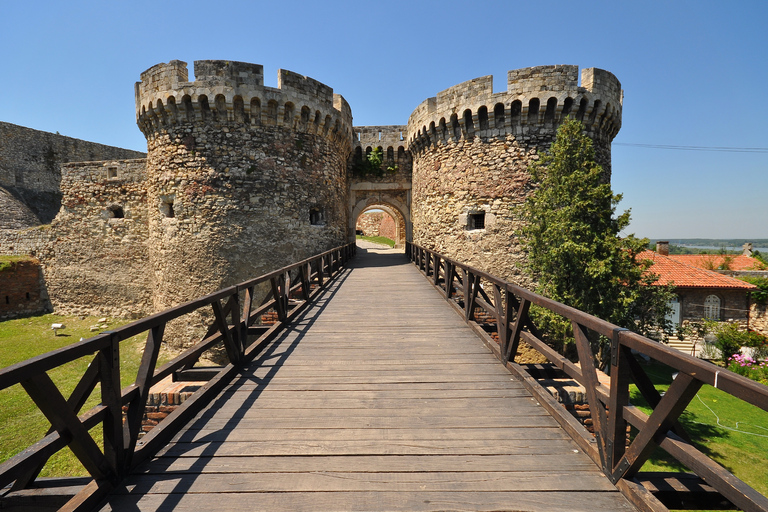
[544,97,557,125]
[215,94,227,122]
[250,98,262,125]
[478,106,489,131]
[704,295,721,320]
[494,103,505,128]
[562,97,574,119]
[527,98,540,124]
[283,102,295,126]
[510,100,522,125]
[198,95,211,122]
[463,109,474,136]
[233,96,245,123]
[450,113,460,139]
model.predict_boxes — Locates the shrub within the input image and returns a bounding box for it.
[710,321,767,362]
[727,353,768,385]
[739,276,768,304]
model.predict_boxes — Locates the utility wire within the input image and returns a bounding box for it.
[614,143,768,153]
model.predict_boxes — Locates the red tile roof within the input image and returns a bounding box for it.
[637,251,758,290]
[668,254,767,271]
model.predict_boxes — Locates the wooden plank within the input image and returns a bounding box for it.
[117,470,619,493]
[158,438,585,457]
[102,490,636,512]
[213,388,530,400]
[138,453,599,474]
[181,414,559,430]
[171,426,570,443]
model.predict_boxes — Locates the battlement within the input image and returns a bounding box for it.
[135,60,353,147]
[354,125,407,150]
[407,65,622,152]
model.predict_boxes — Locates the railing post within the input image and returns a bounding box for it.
[433,254,441,286]
[124,323,165,469]
[572,321,609,471]
[444,259,454,299]
[317,256,325,287]
[100,333,125,475]
[606,328,630,480]
[270,271,289,323]
[464,270,480,322]
[241,285,255,349]
[505,294,528,364]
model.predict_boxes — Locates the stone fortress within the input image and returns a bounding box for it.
[0,60,622,332]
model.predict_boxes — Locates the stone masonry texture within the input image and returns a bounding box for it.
[2,62,630,349]
[0,121,145,225]
[408,65,622,286]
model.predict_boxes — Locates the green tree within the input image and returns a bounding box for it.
[520,118,672,369]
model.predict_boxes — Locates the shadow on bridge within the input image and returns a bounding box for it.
[106,268,353,510]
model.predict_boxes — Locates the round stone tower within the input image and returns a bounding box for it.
[135,60,353,318]
[407,65,622,285]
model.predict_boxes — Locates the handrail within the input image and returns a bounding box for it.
[406,241,768,512]
[0,242,356,510]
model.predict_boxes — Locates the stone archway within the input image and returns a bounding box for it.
[350,196,411,249]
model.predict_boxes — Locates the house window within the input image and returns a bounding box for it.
[467,212,485,230]
[107,167,118,179]
[310,207,325,226]
[704,295,720,320]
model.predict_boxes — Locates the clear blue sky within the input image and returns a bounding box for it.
[1,1,766,239]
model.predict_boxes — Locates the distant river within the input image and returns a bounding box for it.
[678,245,768,252]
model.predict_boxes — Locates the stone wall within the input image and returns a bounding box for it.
[408,65,622,285]
[379,213,396,240]
[677,288,751,326]
[356,211,397,241]
[0,225,53,256]
[0,258,50,320]
[356,211,384,236]
[38,159,152,318]
[0,121,145,225]
[750,301,768,336]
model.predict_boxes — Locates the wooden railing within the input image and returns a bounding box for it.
[407,242,768,512]
[0,243,356,511]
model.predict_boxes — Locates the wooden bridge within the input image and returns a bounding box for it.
[1,242,767,511]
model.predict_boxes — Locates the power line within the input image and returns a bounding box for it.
[614,143,768,153]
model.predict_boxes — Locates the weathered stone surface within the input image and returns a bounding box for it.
[408,65,622,286]
[0,121,145,224]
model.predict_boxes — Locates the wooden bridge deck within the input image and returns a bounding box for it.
[102,244,636,512]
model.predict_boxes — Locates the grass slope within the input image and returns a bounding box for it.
[356,235,395,247]
[631,361,768,498]
[0,313,168,476]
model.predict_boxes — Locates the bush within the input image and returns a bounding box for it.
[727,354,768,385]
[710,321,767,362]
[739,276,768,304]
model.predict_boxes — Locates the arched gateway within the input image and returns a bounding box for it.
[348,125,412,249]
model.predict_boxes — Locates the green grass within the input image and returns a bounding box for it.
[356,235,395,247]
[630,360,768,497]
[0,313,169,476]
[0,254,33,272]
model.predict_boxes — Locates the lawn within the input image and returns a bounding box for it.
[631,360,768,498]
[0,313,170,476]
[356,234,395,247]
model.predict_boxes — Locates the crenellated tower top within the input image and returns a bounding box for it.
[135,60,353,149]
[407,65,622,153]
